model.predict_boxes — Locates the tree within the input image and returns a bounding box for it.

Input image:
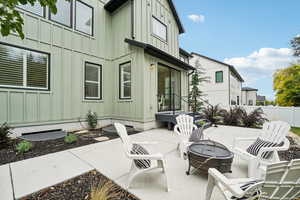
[0,0,59,39]
[188,59,209,113]
[291,35,300,57]
[273,64,300,107]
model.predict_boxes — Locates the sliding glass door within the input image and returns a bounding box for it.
[157,64,181,112]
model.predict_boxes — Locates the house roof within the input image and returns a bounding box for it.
[125,38,195,70]
[242,87,258,91]
[179,48,192,58]
[257,95,266,101]
[191,52,244,82]
[104,0,185,34]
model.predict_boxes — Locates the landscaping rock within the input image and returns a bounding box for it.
[74,130,89,135]
[94,137,110,142]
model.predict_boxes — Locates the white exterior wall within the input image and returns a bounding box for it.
[189,55,230,106]
[229,72,242,105]
[242,91,257,105]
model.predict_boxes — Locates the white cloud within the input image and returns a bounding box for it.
[224,48,297,85]
[188,14,205,23]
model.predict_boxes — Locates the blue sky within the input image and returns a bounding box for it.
[173,0,300,100]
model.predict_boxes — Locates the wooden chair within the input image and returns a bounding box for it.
[114,123,169,191]
[234,121,290,178]
[174,114,198,158]
[205,159,300,200]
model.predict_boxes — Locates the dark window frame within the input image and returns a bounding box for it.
[0,42,50,91]
[49,0,73,28]
[18,3,46,18]
[157,63,181,112]
[119,61,132,100]
[215,71,223,83]
[152,15,168,43]
[74,0,94,36]
[84,62,102,100]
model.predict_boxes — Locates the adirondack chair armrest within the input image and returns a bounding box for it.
[133,141,159,145]
[208,168,245,198]
[234,137,257,148]
[128,153,164,160]
[174,124,180,135]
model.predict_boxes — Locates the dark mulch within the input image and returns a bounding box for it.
[0,128,140,166]
[279,136,300,161]
[21,170,140,200]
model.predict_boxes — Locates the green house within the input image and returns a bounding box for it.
[0,0,194,136]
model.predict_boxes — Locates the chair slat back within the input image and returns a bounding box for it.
[176,114,194,136]
[114,123,133,154]
[260,121,290,144]
[258,159,300,200]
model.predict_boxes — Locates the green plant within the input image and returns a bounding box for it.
[240,107,268,128]
[202,105,223,126]
[64,134,78,144]
[0,122,13,148]
[16,140,33,154]
[86,110,98,129]
[220,106,243,126]
[291,127,300,137]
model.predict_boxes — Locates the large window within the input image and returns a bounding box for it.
[119,62,132,99]
[152,16,167,41]
[215,71,223,83]
[18,2,45,17]
[75,0,93,35]
[49,0,72,27]
[0,43,49,90]
[84,62,102,100]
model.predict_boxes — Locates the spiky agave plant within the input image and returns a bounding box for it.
[202,105,223,127]
[240,107,268,128]
[220,106,243,126]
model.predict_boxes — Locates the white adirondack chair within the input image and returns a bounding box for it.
[205,159,300,200]
[114,123,169,191]
[174,114,198,158]
[234,121,291,178]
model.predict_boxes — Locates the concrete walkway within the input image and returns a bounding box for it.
[0,126,261,200]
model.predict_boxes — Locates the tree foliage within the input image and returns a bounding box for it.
[0,0,59,39]
[291,35,300,57]
[273,64,300,107]
[188,59,209,113]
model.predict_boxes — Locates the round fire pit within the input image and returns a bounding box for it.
[186,140,234,175]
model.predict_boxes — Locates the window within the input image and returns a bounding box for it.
[249,100,253,106]
[215,71,223,83]
[18,2,45,17]
[84,62,101,100]
[75,0,93,35]
[119,62,131,99]
[49,0,72,27]
[237,96,240,105]
[0,43,49,90]
[152,16,167,41]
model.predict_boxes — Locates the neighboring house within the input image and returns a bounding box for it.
[257,95,267,106]
[189,53,244,106]
[0,0,194,136]
[242,87,258,106]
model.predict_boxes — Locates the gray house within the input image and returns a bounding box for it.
[0,0,194,136]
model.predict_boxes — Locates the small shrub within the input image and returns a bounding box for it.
[90,181,124,200]
[16,141,33,154]
[220,106,243,126]
[240,107,268,128]
[0,122,13,148]
[64,134,78,144]
[201,105,223,126]
[86,110,98,129]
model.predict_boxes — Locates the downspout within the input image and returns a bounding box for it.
[228,68,231,106]
[131,0,135,39]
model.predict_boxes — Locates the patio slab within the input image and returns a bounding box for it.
[0,164,13,200]
[10,151,94,199]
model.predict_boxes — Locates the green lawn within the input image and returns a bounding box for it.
[291,127,300,136]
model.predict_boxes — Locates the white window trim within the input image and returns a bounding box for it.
[0,45,49,91]
[84,63,102,100]
[120,62,132,99]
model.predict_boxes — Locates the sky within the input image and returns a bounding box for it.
[173,0,300,100]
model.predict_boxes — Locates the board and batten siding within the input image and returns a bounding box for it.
[0,0,113,126]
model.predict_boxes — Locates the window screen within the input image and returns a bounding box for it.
[75,0,93,35]
[152,17,167,41]
[84,62,101,99]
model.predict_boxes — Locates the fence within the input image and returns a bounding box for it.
[234,106,300,127]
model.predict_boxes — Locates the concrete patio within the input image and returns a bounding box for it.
[0,126,262,200]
